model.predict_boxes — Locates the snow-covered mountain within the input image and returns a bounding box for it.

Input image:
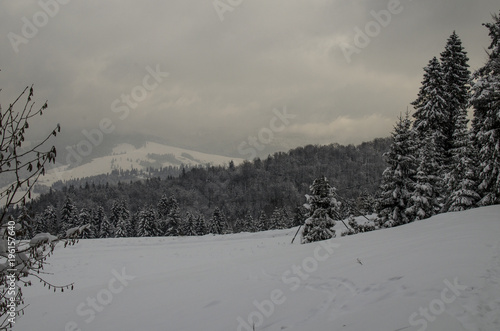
[0,140,242,205]
[36,141,243,188]
[14,205,500,331]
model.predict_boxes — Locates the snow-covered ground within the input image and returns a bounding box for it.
[14,206,500,331]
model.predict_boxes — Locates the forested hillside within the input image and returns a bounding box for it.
[20,138,390,236]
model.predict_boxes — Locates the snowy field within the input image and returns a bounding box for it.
[14,205,500,331]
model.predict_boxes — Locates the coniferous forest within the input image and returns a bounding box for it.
[16,139,390,239]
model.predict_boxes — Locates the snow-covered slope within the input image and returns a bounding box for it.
[36,141,242,187]
[0,141,242,205]
[14,206,500,331]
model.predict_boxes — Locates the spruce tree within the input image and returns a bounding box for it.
[43,205,59,235]
[440,31,471,163]
[293,206,308,227]
[377,113,416,227]
[255,210,268,232]
[447,109,480,211]
[470,12,500,206]
[280,207,292,228]
[233,218,243,233]
[448,158,481,211]
[301,176,339,244]
[60,197,79,234]
[127,213,138,238]
[16,207,34,239]
[195,214,207,235]
[137,206,158,237]
[109,200,124,227]
[411,57,448,156]
[99,213,113,239]
[115,218,129,238]
[208,207,227,235]
[90,206,106,238]
[33,214,47,236]
[165,196,181,236]
[78,208,92,239]
[157,194,170,219]
[181,212,197,236]
[110,200,130,238]
[356,190,376,215]
[269,207,284,230]
[406,136,441,220]
[243,212,256,232]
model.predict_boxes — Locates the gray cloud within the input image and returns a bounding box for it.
[1,0,498,156]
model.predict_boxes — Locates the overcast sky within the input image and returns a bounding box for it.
[1,0,499,157]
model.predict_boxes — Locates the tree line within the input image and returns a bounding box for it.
[14,138,389,239]
[377,18,500,227]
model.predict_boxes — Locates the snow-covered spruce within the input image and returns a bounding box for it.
[376,113,416,227]
[301,176,340,244]
[470,12,500,206]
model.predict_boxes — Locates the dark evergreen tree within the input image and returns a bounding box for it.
[242,212,256,232]
[98,212,113,239]
[440,31,471,163]
[377,113,416,227]
[109,200,125,227]
[446,109,480,211]
[208,207,227,235]
[110,200,130,238]
[255,210,268,232]
[127,213,138,238]
[115,217,129,238]
[470,12,500,206]
[16,207,34,239]
[33,214,47,236]
[293,206,308,227]
[235,214,256,233]
[301,176,339,244]
[78,208,93,239]
[90,206,106,239]
[165,196,181,236]
[406,136,441,221]
[137,206,158,237]
[180,212,197,236]
[356,189,376,215]
[233,217,244,233]
[281,207,292,229]
[157,194,170,219]
[60,197,79,234]
[448,153,481,211]
[195,214,207,235]
[269,207,284,230]
[43,205,59,235]
[411,57,448,156]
